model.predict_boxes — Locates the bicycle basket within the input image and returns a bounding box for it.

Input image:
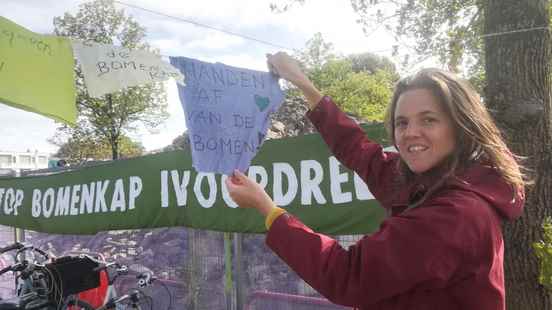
[45,255,100,298]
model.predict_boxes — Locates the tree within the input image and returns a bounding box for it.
[295,32,337,72]
[290,33,397,121]
[51,125,144,165]
[53,0,168,160]
[324,68,394,121]
[272,0,552,308]
[484,1,551,308]
[272,1,484,85]
[162,132,190,152]
[348,52,398,78]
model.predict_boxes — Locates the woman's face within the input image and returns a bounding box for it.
[394,88,456,174]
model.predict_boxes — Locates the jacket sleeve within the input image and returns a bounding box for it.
[266,200,469,307]
[307,96,399,206]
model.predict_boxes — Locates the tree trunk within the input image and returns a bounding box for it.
[484,0,552,309]
[106,94,119,160]
[111,138,119,160]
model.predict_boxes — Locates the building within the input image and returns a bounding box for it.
[0,150,50,176]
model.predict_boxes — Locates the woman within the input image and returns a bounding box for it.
[226,52,526,309]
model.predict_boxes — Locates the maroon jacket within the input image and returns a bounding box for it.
[266,96,524,310]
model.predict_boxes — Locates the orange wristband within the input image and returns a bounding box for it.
[265,207,287,230]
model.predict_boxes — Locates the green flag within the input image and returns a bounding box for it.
[0,16,76,125]
[0,124,389,235]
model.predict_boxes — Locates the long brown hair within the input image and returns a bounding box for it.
[384,68,528,205]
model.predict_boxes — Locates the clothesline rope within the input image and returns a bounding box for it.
[481,26,549,38]
[113,0,295,51]
[113,0,550,51]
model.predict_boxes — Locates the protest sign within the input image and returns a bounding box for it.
[72,41,184,98]
[170,56,285,175]
[0,16,76,125]
[0,124,389,235]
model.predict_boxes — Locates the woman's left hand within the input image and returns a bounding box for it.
[225,170,276,216]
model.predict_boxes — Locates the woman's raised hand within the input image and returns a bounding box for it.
[266,52,308,86]
[266,52,323,110]
[225,170,276,216]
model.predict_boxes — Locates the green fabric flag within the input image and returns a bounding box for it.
[0,16,76,125]
[0,124,390,235]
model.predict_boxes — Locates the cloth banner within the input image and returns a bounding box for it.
[0,124,390,235]
[72,41,185,98]
[170,56,285,175]
[0,16,76,125]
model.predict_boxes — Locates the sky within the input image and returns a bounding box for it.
[0,0,398,154]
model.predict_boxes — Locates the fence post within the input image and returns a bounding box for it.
[13,169,25,243]
[14,228,25,243]
[224,232,234,310]
[233,232,244,310]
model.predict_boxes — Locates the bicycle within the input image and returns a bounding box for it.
[70,259,129,310]
[0,242,98,310]
[64,252,126,310]
[97,270,172,310]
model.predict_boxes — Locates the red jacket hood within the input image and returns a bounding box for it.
[446,164,525,221]
[390,160,525,222]
[410,163,525,221]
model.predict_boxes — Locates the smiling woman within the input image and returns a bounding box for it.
[225,52,529,310]
[392,88,456,175]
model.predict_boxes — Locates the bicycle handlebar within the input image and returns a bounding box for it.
[15,246,50,264]
[98,271,158,310]
[93,261,129,284]
[0,265,13,277]
[0,242,25,254]
[0,262,27,277]
[137,272,154,288]
[29,247,48,259]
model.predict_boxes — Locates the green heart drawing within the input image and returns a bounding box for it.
[254,95,270,112]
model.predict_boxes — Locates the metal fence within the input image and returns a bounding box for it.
[0,225,363,309]
[0,166,363,309]
[0,225,16,299]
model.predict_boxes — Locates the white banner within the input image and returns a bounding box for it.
[72,41,185,98]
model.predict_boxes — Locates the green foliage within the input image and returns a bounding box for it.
[163,132,190,152]
[291,33,396,121]
[53,0,168,159]
[533,217,552,290]
[273,0,552,94]
[325,69,394,122]
[351,0,484,73]
[349,52,399,79]
[51,126,144,164]
[295,32,337,72]
[310,59,352,91]
[273,0,485,79]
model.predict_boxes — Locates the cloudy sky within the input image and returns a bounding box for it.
[1,0,398,154]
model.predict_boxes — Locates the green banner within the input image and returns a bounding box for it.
[0,124,390,235]
[0,16,76,125]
